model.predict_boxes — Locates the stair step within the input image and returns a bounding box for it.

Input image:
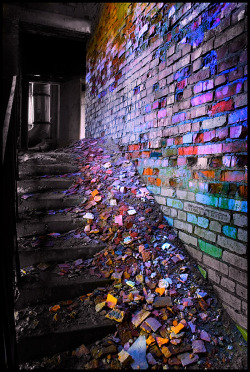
[16,270,113,308]
[19,164,79,178]
[17,214,81,238]
[19,243,106,267]
[17,177,74,194]
[18,152,75,165]
[18,192,82,213]
[17,314,116,362]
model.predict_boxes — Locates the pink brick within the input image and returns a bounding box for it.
[216,127,228,140]
[198,143,222,155]
[167,138,174,146]
[191,92,213,106]
[193,82,203,94]
[204,130,216,142]
[158,108,167,119]
[177,157,187,166]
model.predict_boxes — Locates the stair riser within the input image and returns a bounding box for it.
[17,220,81,238]
[19,245,106,267]
[17,179,73,194]
[17,324,116,362]
[19,164,78,178]
[16,279,113,309]
[18,197,80,213]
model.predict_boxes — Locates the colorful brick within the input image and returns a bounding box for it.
[198,239,222,258]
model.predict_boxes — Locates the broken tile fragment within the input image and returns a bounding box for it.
[177,352,199,366]
[131,309,151,328]
[105,309,125,322]
[171,323,184,334]
[153,296,172,308]
[192,339,206,353]
[118,349,134,365]
[145,317,162,332]
[106,293,117,309]
[161,346,172,359]
[200,329,211,342]
[127,335,148,369]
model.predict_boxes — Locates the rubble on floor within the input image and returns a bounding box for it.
[17,138,247,369]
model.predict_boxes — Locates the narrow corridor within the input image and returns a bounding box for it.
[15,138,247,369]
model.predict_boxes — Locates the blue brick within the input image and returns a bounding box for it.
[197,216,209,228]
[222,225,237,239]
[150,152,162,158]
[182,133,193,144]
[228,107,247,124]
[187,213,198,224]
[196,193,219,207]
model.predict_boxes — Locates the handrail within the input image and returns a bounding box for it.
[2,75,17,163]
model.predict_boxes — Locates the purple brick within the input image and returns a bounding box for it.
[172,112,186,124]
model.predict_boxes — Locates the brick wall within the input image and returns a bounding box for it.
[85,3,248,330]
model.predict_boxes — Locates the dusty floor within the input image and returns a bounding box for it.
[17,137,247,369]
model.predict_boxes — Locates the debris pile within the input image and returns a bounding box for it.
[17,138,247,369]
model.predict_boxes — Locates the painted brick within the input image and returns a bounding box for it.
[203,254,228,275]
[202,115,227,130]
[220,277,236,293]
[195,228,216,243]
[213,286,241,311]
[218,197,247,213]
[174,219,192,233]
[209,220,222,233]
[182,133,193,143]
[185,245,202,262]
[197,216,209,228]
[196,193,218,207]
[154,195,166,205]
[167,198,183,209]
[228,107,247,124]
[220,171,245,182]
[210,99,234,115]
[229,267,247,286]
[172,112,185,124]
[215,81,243,100]
[191,92,213,106]
[203,130,216,142]
[217,235,246,255]
[233,214,247,228]
[164,216,174,226]
[237,228,247,243]
[178,146,198,156]
[222,303,247,330]
[187,213,197,225]
[222,225,237,239]
[222,141,247,154]
[179,231,197,247]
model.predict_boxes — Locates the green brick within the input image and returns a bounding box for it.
[198,239,222,258]
[222,225,237,239]
[187,213,198,224]
[197,216,209,228]
[167,198,183,209]
[197,265,207,279]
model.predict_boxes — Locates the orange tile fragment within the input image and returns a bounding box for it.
[49,304,60,313]
[155,287,165,296]
[91,189,99,197]
[106,293,117,309]
[146,335,156,345]
[172,320,178,326]
[171,323,184,334]
[156,337,169,347]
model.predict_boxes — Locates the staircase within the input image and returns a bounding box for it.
[15,150,116,363]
